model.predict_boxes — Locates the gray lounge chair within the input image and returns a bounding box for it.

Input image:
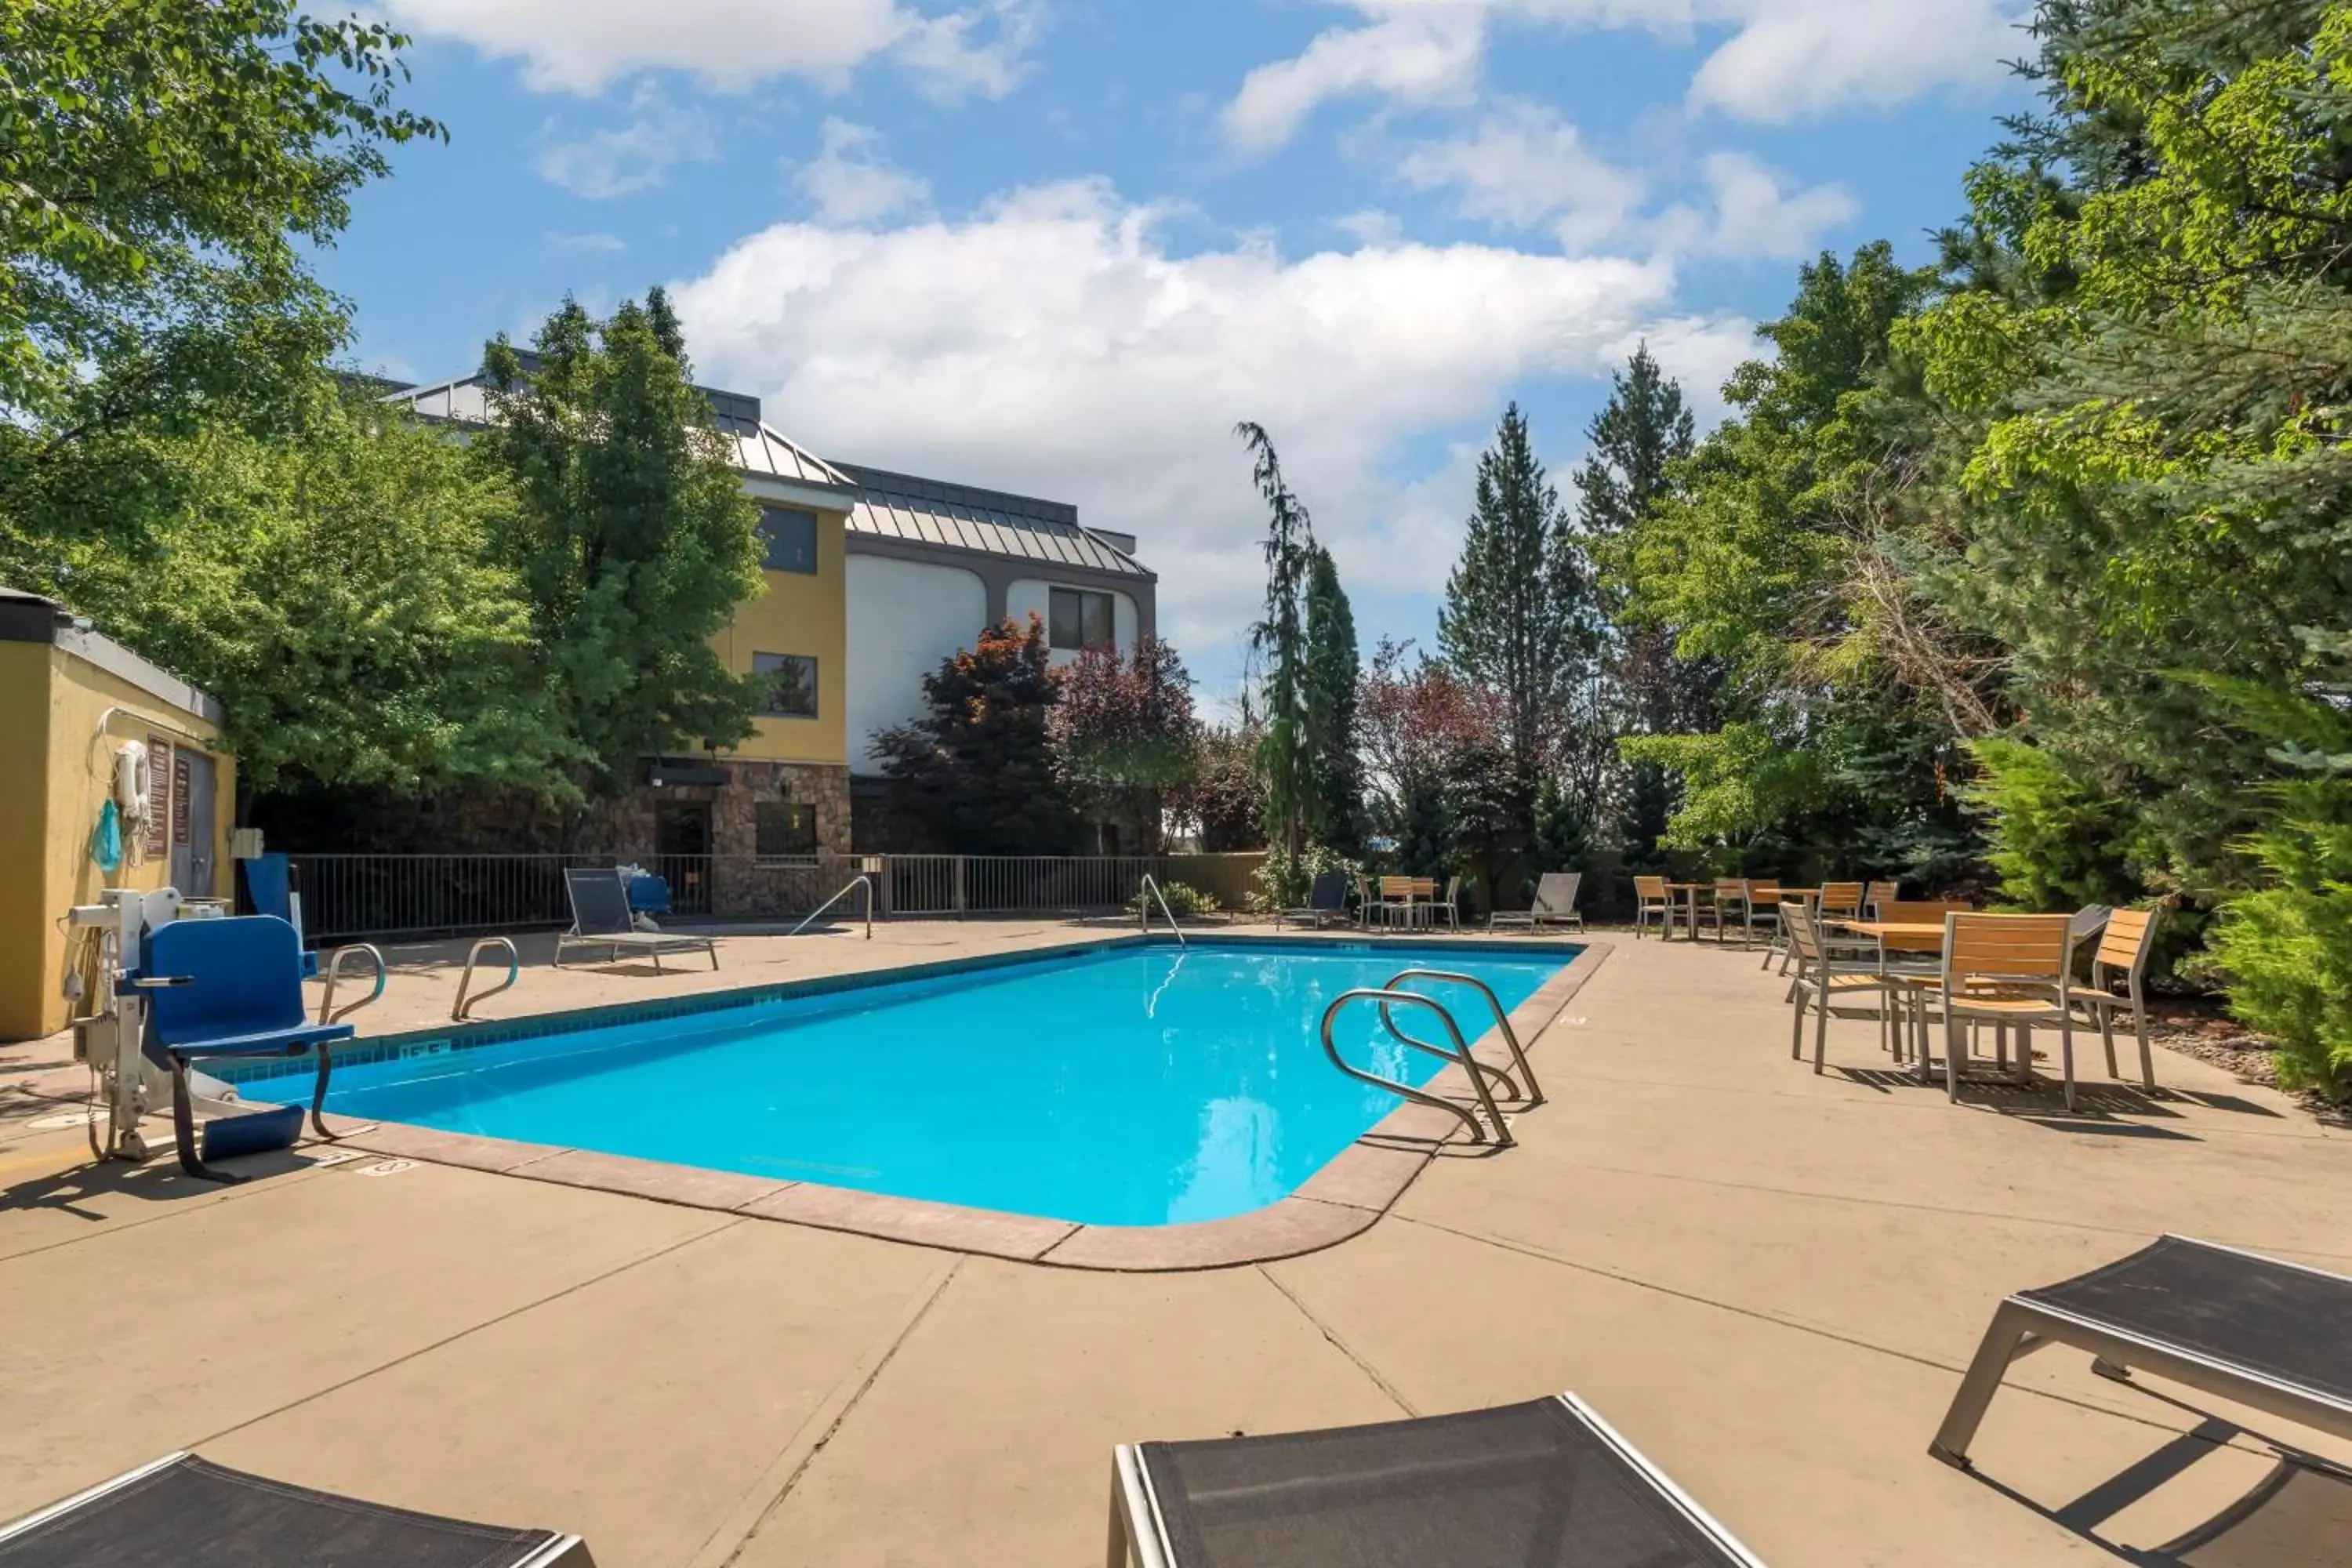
[1279,873,1352,930]
[1491,871,1583,931]
[0,1451,592,1566]
[1933,1235,2352,1472]
[1109,1393,1765,1567]
[554,867,718,971]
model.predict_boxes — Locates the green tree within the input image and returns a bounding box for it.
[17,380,573,797]
[0,0,441,546]
[1301,543,1363,852]
[477,292,766,794]
[1439,402,1595,840]
[1178,722,1269,852]
[1236,421,1317,855]
[873,617,1083,855]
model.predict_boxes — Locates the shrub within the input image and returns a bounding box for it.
[1962,737,2152,912]
[1133,880,1219,920]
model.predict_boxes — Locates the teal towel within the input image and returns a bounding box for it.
[92,798,123,873]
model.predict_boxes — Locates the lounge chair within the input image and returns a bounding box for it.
[554,868,718,971]
[1109,1394,1764,1567]
[1279,873,1352,929]
[0,1451,593,1566]
[1490,871,1583,931]
[1932,1235,2352,1473]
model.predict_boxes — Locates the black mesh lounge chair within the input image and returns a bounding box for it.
[554,868,718,971]
[1108,1394,1765,1567]
[1279,873,1352,930]
[1932,1235,2352,1470]
[0,1452,592,1567]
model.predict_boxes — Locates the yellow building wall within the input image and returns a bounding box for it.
[0,645,235,1041]
[712,505,849,767]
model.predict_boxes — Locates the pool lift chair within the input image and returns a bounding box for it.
[71,895,351,1183]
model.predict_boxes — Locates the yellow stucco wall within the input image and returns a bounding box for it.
[0,644,234,1041]
[712,505,849,767]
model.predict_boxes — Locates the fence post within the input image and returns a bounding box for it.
[953,856,967,918]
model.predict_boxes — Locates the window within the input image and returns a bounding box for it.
[755,800,818,859]
[753,652,819,718]
[1048,587,1115,651]
[757,506,819,574]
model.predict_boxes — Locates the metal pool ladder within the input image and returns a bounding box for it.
[317,943,387,1025]
[1317,969,1542,1146]
[1138,873,1186,946]
[452,936,519,1021]
[791,874,874,939]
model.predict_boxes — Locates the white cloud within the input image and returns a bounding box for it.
[1221,0,2020,149]
[546,231,629,252]
[1333,209,1406,247]
[535,83,717,199]
[1687,0,2020,122]
[793,120,933,226]
[1394,98,1646,251]
[1650,151,1854,258]
[670,180,1690,657]
[381,0,1040,98]
[1225,11,1485,151]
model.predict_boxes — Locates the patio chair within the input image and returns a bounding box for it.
[1108,1393,1766,1568]
[1429,873,1464,931]
[2070,902,2166,1092]
[1377,876,1421,931]
[1701,879,1748,946]
[1784,906,1900,1073]
[1936,913,2081,1108]
[1632,874,1675,939]
[1491,871,1583,931]
[1931,1235,2352,1475]
[1279,873,1352,930]
[137,915,354,1184]
[1354,875,1385,931]
[554,867,719,972]
[0,1451,593,1566]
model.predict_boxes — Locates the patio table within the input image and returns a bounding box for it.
[1665,882,1714,942]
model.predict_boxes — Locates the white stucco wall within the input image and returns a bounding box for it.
[1007,577,1139,667]
[846,554,988,770]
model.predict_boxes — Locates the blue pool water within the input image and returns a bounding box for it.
[241,941,1573,1226]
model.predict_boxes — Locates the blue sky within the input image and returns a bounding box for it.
[318,0,2034,703]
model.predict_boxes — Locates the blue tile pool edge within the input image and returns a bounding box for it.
[235,935,1615,1271]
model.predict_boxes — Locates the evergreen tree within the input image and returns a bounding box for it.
[1301,543,1363,852]
[1236,421,1316,855]
[1439,403,1596,841]
[477,291,767,794]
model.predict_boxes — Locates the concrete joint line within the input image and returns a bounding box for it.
[693,1255,965,1568]
[1256,1264,1418,1417]
[189,1215,748,1453]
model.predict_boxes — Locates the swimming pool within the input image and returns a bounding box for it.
[238,939,1576,1227]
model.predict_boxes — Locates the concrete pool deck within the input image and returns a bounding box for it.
[5,925,2351,1564]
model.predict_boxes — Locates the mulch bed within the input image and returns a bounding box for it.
[2147,1004,2350,1127]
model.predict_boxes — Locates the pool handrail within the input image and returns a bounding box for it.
[790,874,875,940]
[1382,968,1543,1109]
[1138,873,1187,946]
[1320,987,1512,1147]
[452,935,519,1021]
[316,943,386,1027]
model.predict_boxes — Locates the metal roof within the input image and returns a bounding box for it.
[383,366,855,493]
[837,463,1152,580]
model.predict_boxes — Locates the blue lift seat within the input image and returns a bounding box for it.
[136,916,353,1183]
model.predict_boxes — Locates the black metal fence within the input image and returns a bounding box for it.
[281,852,1264,943]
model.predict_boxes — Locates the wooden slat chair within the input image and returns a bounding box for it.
[1785,905,1900,1072]
[1632,875,1675,940]
[1773,880,1863,975]
[1703,878,1749,946]
[2071,903,2167,1091]
[1938,913,2083,1109]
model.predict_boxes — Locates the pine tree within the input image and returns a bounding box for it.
[1438,404,1596,841]
[1301,543,1363,852]
[1236,421,1316,855]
